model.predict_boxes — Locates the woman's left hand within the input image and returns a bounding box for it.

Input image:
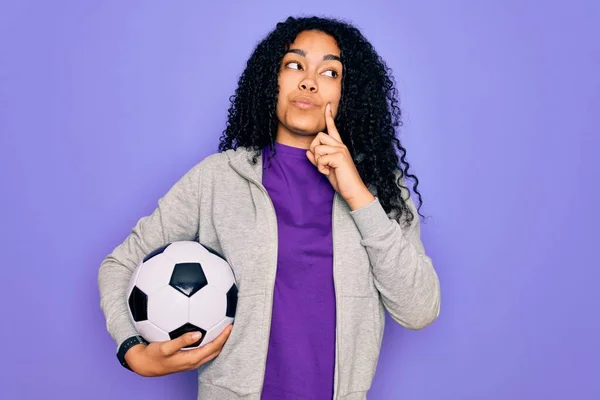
[306,103,376,210]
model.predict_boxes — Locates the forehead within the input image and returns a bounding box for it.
[287,30,340,56]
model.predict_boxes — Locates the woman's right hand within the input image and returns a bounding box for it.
[124,325,233,377]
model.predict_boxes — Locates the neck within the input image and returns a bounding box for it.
[275,125,316,150]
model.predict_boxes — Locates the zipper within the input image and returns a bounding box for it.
[228,161,279,396]
[332,192,339,400]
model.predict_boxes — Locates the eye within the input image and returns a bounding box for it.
[286,61,302,70]
[322,69,339,78]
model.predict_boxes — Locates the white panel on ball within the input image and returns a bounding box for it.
[188,285,227,329]
[135,254,176,296]
[164,241,205,262]
[136,319,171,343]
[200,255,236,292]
[148,285,190,333]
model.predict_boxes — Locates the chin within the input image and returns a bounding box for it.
[287,119,322,135]
[289,126,319,136]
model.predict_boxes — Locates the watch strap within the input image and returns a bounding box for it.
[116,335,149,371]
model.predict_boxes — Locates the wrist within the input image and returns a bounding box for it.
[124,343,146,365]
[345,188,376,211]
[126,344,154,376]
[117,335,148,372]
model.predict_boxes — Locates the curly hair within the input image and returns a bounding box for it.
[218,15,425,228]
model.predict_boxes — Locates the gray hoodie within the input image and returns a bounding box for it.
[98,146,441,400]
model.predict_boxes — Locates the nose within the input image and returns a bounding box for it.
[299,77,317,93]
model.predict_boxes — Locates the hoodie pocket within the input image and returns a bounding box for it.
[339,295,383,394]
[198,293,265,395]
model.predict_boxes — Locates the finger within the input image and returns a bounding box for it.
[309,132,340,155]
[186,325,233,361]
[206,324,233,351]
[318,164,331,176]
[306,149,317,167]
[163,330,202,356]
[325,103,343,143]
[316,153,343,173]
[313,145,342,173]
[170,325,232,372]
[307,148,331,175]
[193,325,234,366]
[313,144,341,158]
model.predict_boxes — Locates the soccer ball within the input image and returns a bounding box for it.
[126,240,238,349]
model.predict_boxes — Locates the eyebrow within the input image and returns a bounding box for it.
[286,48,342,62]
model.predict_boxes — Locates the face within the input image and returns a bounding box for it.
[275,30,343,148]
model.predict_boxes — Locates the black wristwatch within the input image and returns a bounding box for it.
[117,335,149,371]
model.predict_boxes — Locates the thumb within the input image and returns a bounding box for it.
[165,331,202,356]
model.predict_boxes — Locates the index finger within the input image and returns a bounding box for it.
[325,103,343,143]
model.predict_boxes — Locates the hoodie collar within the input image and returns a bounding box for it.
[226,146,264,184]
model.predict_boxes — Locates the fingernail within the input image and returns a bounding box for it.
[327,103,331,112]
[191,331,201,340]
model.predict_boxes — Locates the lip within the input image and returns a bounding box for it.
[292,98,318,109]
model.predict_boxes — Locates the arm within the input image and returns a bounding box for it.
[349,181,441,330]
[97,161,204,351]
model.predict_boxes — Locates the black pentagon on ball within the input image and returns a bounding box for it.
[128,286,148,322]
[170,322,207,348]
[169,262,208,297]
[226,284,238,318]
[143,243,172,262]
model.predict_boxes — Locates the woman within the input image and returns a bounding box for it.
[98,15,440,400]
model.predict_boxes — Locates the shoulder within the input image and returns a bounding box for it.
[201,147,251,164]
[193,147,255,175]
[197,151,229,169]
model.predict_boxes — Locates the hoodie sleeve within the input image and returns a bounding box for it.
[349,179,441,330]
[97,162,204,351]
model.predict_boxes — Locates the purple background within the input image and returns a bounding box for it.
[1,0,599,399]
